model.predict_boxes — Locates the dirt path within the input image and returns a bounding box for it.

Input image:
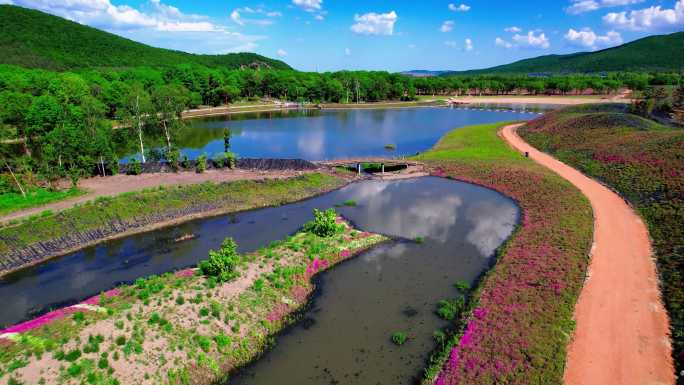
[500,123,674,385]
[0,169,311,224]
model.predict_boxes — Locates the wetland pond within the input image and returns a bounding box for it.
[116,107,539,161]
[0,177,519,385]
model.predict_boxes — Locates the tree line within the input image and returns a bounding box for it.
[1,62,682,194]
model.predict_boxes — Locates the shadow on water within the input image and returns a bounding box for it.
[0,177,519,385]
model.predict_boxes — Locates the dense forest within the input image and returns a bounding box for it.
[1,61,683,196]
[447,31,684,75]
[0,5,292,71]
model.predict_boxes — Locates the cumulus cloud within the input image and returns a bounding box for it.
[12,0,264,54]
[465,201,518,257]
[444,40,458,48]
[448,3,470,12]
[565,0,644,15]
[512,30,550,49]
[564,28,622,49]
[495,37,513,48]
[465,37,474,51]
[603,0,684,31]
[504,26,522,33]
[276,48,287,57]
[292,0,322,12]
[350,11,397,36]
[440,20,454,32]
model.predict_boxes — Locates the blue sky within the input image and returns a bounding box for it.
[5,0,684,71]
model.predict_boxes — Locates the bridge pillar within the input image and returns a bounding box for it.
[357,163,361,175]
[381,163,385,174]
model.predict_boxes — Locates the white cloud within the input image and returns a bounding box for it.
[465,37,474,51]
[350,11,397,36]
[292,0,322,12]
[564,28,622,49]
[230,6,280,26]
[495,37,513,48]
[440,20,454,32]
[12,0,264,54]
[276,48,287,57]
[603,0,684,31]
[230,10,244,25]
[565,0,644,15]
[448,3,470,12]
[344,47,351,55]
[0,0,14,4]
[444,40,458,48]
[512,30,550,49]
[504,26,522,33]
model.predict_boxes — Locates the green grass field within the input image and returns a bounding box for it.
[415,122,521,162]
[0,188,83,216]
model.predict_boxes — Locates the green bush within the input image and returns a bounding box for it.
[196,154,207,173]
[303,208,341,237]
[167,148,181,172]
[225,151,237,169]
[199,238,240,282]
[391,332,407,346]
[436,297,465,321]
[126,158,142,175]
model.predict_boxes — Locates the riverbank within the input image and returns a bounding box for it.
[449,95,629,105]
[0,168,316,224]
[414,122,594,385]
[0,172,351,277]
[0,216,388,385]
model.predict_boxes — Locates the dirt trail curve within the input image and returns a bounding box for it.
[501,123,674,385]
[0,169,309,225]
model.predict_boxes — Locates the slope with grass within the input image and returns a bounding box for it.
[519,104,684,383]
[445,31,684,75]
[0,188,83,216]
[414,122,594,384]
[0,5,291,71]
[0,172,348,276]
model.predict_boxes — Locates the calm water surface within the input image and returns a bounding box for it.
[117,107,538,161]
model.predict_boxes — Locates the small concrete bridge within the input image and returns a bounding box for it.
[315,157,421,168]
[315,158,428,179]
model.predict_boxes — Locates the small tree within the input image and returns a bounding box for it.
[199,238,240,282]
[121,84,153,163]
[303,208,342,237]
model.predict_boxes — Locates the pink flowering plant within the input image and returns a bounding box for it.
[415,122,593,385]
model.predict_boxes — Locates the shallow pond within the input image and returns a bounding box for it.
[0,176,518,384]
[116,107,538,161]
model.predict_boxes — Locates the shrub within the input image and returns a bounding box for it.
[303,208,341,237]
[181,155,190,169]
[225,151,237,169]
[436,297,465,321]
[212,153,227,169]
[199,238,240,282]
[167,148,181,172]
[391,332,407,346]
[454,280,471,292]
[126,158,142,175]
[196,154,207,173]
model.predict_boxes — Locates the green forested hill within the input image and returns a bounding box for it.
[446,32,684,75]
[0,5,292,71]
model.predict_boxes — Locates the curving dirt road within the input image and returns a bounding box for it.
[501,123,674,385]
